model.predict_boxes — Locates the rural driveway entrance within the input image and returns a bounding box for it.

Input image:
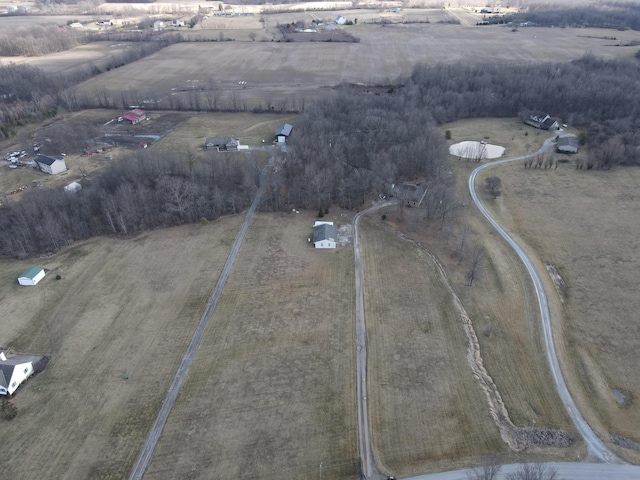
[128,166,269,480]
[468,135,621,463]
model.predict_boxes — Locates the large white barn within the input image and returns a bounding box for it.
[313,221,337,249]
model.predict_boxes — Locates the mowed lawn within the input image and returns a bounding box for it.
[144,212,359,480]
[479,162,640,464]
[0,218,242,479]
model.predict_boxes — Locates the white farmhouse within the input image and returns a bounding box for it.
[18,266,46,286]
[35,155,66,175]
[0,351,35,396]
[313,221,337,249]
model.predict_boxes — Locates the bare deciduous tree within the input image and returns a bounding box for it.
[466,453,502,480]
[485,176,502,199]
[505,462,559,480]
[466,244,485,287]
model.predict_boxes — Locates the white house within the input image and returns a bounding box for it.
[335,15,347,25]
[0,351,35,396]
[18,266,46,286]
[35,155,66,175]
[275,123,293,143]
[313,221,337,249]
[64,181,82,193]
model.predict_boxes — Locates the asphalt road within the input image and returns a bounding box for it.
[128,166,269,480]
[408,462,640,480]
[353,201,396,480]
[467,135,620,463]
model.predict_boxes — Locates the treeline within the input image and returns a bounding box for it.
[405,55,640,165]
[0,35,181,139]
[0,25,182,57]
[0,153,258,258]
[0,25,91,57]
[265,89,449,210]
[502,3,640,31]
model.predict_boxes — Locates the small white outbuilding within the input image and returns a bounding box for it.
[64,181,82,193]
[18,266,46,286]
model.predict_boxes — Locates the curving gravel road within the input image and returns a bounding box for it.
[128,166,269,480]
[467,135,620,463]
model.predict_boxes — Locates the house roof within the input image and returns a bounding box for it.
[0,353,43,390]
[276,124,293,137]
[394,182,427,202]
[36,155,63,166]
[313,223,337,243]
[19,266,44,280]
[127,109,145,116]
[542,116,557,128]
[558,136,578,146]
[528,111,548,122]
[206,136,239,146]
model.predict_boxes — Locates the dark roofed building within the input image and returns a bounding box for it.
[275,124,293,143]
[35,155,66,175]
[557,136,579,154]
[393,182,427,207]
[0,352,46,396]
[205,136,239,151]
[524,111,558,130]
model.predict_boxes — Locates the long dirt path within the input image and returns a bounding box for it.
[128,166,269,480]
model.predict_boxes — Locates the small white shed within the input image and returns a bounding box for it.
[18,267,46,286]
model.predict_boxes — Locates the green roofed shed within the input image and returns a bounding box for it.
[18,267,46,286]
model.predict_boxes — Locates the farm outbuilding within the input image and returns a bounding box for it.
[313,221,337,249]
[275,124,293,143]
[121,109,146,125]
[35,155,66,175]
[557,136,579,154]
[335,16,347,25]
[18,266,46,286]
[205,136,240,151]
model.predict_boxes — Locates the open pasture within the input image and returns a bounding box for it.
[143,211,359,480]
[0,218,243,479]
[361,213,580,475]
[73,23,640,109]
[478,161,640,464]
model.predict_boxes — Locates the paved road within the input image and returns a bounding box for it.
[128,166,269,480]
[353,201,396,480]
[408,462,640,480]
[467,135,621,463]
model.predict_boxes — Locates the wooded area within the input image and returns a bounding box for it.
[0,153,258,257]
[3,53,640,257]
